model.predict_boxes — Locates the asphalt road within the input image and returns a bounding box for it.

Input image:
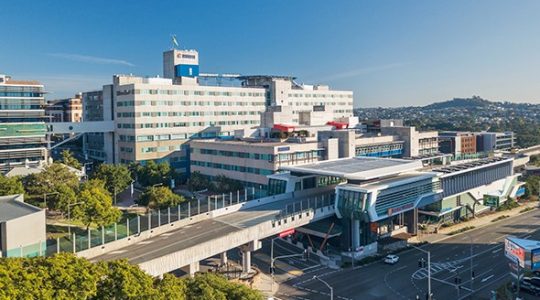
[276,207,540,300]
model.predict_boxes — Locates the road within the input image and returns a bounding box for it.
[91,192,333,266]
[276,207,540,300]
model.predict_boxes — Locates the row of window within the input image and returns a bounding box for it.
[116,111,261,118]
[117,119,259,129]
[288,102,353,106]
[119,131,230,142]
[117,100,266,107]
[193,148,323,163]
[131,89,265,97]
[287,93,353,99]
[141,145,182,153]
[191,160,273,176]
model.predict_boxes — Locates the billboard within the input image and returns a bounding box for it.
[532,248,540,270]
[505,238,525,267]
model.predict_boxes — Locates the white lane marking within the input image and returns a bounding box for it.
[492,248,502,254]
[481,274,495,282]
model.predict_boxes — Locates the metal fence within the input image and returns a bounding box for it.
[10,188,257,258]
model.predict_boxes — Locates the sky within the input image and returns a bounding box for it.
[2,0,540,107]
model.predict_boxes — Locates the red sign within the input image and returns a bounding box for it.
[279,228,295,238]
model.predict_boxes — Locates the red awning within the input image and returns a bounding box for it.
[326,121,349,129]
[273,124,296,132]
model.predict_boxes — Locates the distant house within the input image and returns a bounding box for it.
[0,194,46,257]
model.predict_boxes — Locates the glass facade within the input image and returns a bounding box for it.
[0,79,47,172]
[374,179,440,216]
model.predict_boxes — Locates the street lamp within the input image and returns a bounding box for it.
[67,201,84,236]
[43,191,59,209]
[313,275,333,300]
[410,243,432,300]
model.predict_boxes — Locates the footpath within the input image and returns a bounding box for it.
[409,200,539,244]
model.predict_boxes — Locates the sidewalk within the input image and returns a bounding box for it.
[410,200,539,244]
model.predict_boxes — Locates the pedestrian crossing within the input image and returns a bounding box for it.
[412,260,465,280]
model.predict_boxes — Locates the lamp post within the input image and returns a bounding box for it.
[43,191,59,209]
[67,201,84,236]
[313,275,333,300]
[410,244,432,300]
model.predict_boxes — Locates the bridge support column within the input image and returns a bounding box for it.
[352,219,360,250]
[220,252,228,266]
[241,249,251,274]
[240,240,261,274]
[180,262,200,277]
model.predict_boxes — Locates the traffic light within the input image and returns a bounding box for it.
[454,277,462,285]
[418,258,425,268]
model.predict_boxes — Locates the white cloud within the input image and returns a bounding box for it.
[47,53,135,67]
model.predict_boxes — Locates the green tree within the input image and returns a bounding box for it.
[525,175,540,198]
[155,274,186,300]
[92,163,132,198]
[73,180,121,229]
[61,150,82,169]
[137,186,185,209]
[211,175,243,194]
[94,259,157,300]
[24,163,79,209]
[187,171,211,192]
[137,161,173,187]
[0,254,263,300]
[0,174,24,196]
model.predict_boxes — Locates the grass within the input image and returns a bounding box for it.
[448,226,476,235]
[491,215,510,222]
[520,207,535,213]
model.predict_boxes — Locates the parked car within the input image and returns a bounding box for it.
[522,277,540,289]
[520,280,540,296]
[384,254,399,264]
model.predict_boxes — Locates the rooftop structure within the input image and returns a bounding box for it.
[280,156,423,180]
[0,194,46,257]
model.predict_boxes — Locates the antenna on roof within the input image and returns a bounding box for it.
[171,34,179,50]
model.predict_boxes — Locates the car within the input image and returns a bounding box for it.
[384,254,399,264]
[522,277,540,289]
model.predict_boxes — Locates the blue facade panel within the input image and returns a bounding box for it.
[175,64,199,77]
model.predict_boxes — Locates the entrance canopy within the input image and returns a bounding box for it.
[280,157,423,180]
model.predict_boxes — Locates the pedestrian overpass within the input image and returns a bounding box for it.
[81,187,337,277]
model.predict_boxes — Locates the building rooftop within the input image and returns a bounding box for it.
[191,138,319,147]
[280,157,424,180]
[432,157,511,175]
[339,172,437,191]
[0,195,41,222]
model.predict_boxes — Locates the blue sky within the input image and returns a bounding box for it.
[2,0,540,107]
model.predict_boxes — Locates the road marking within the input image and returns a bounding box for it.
[481,274,494,283]
[492,248,502,254]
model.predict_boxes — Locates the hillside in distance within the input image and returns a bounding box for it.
[354,96,540,148]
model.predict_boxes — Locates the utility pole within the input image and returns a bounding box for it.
[411,244,432,300]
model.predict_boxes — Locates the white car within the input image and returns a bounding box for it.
[384,254,399,264]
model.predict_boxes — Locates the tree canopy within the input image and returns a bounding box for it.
[72,179,121,229]
[137,186,185,209]
[61,150,82,170]
[134,161,174,187]
[187,171,211,192]
[0,174,24,196]
[212,175,244,194]
[92,163,132,196]
[24,163,80,209]
[0,253,263,300]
